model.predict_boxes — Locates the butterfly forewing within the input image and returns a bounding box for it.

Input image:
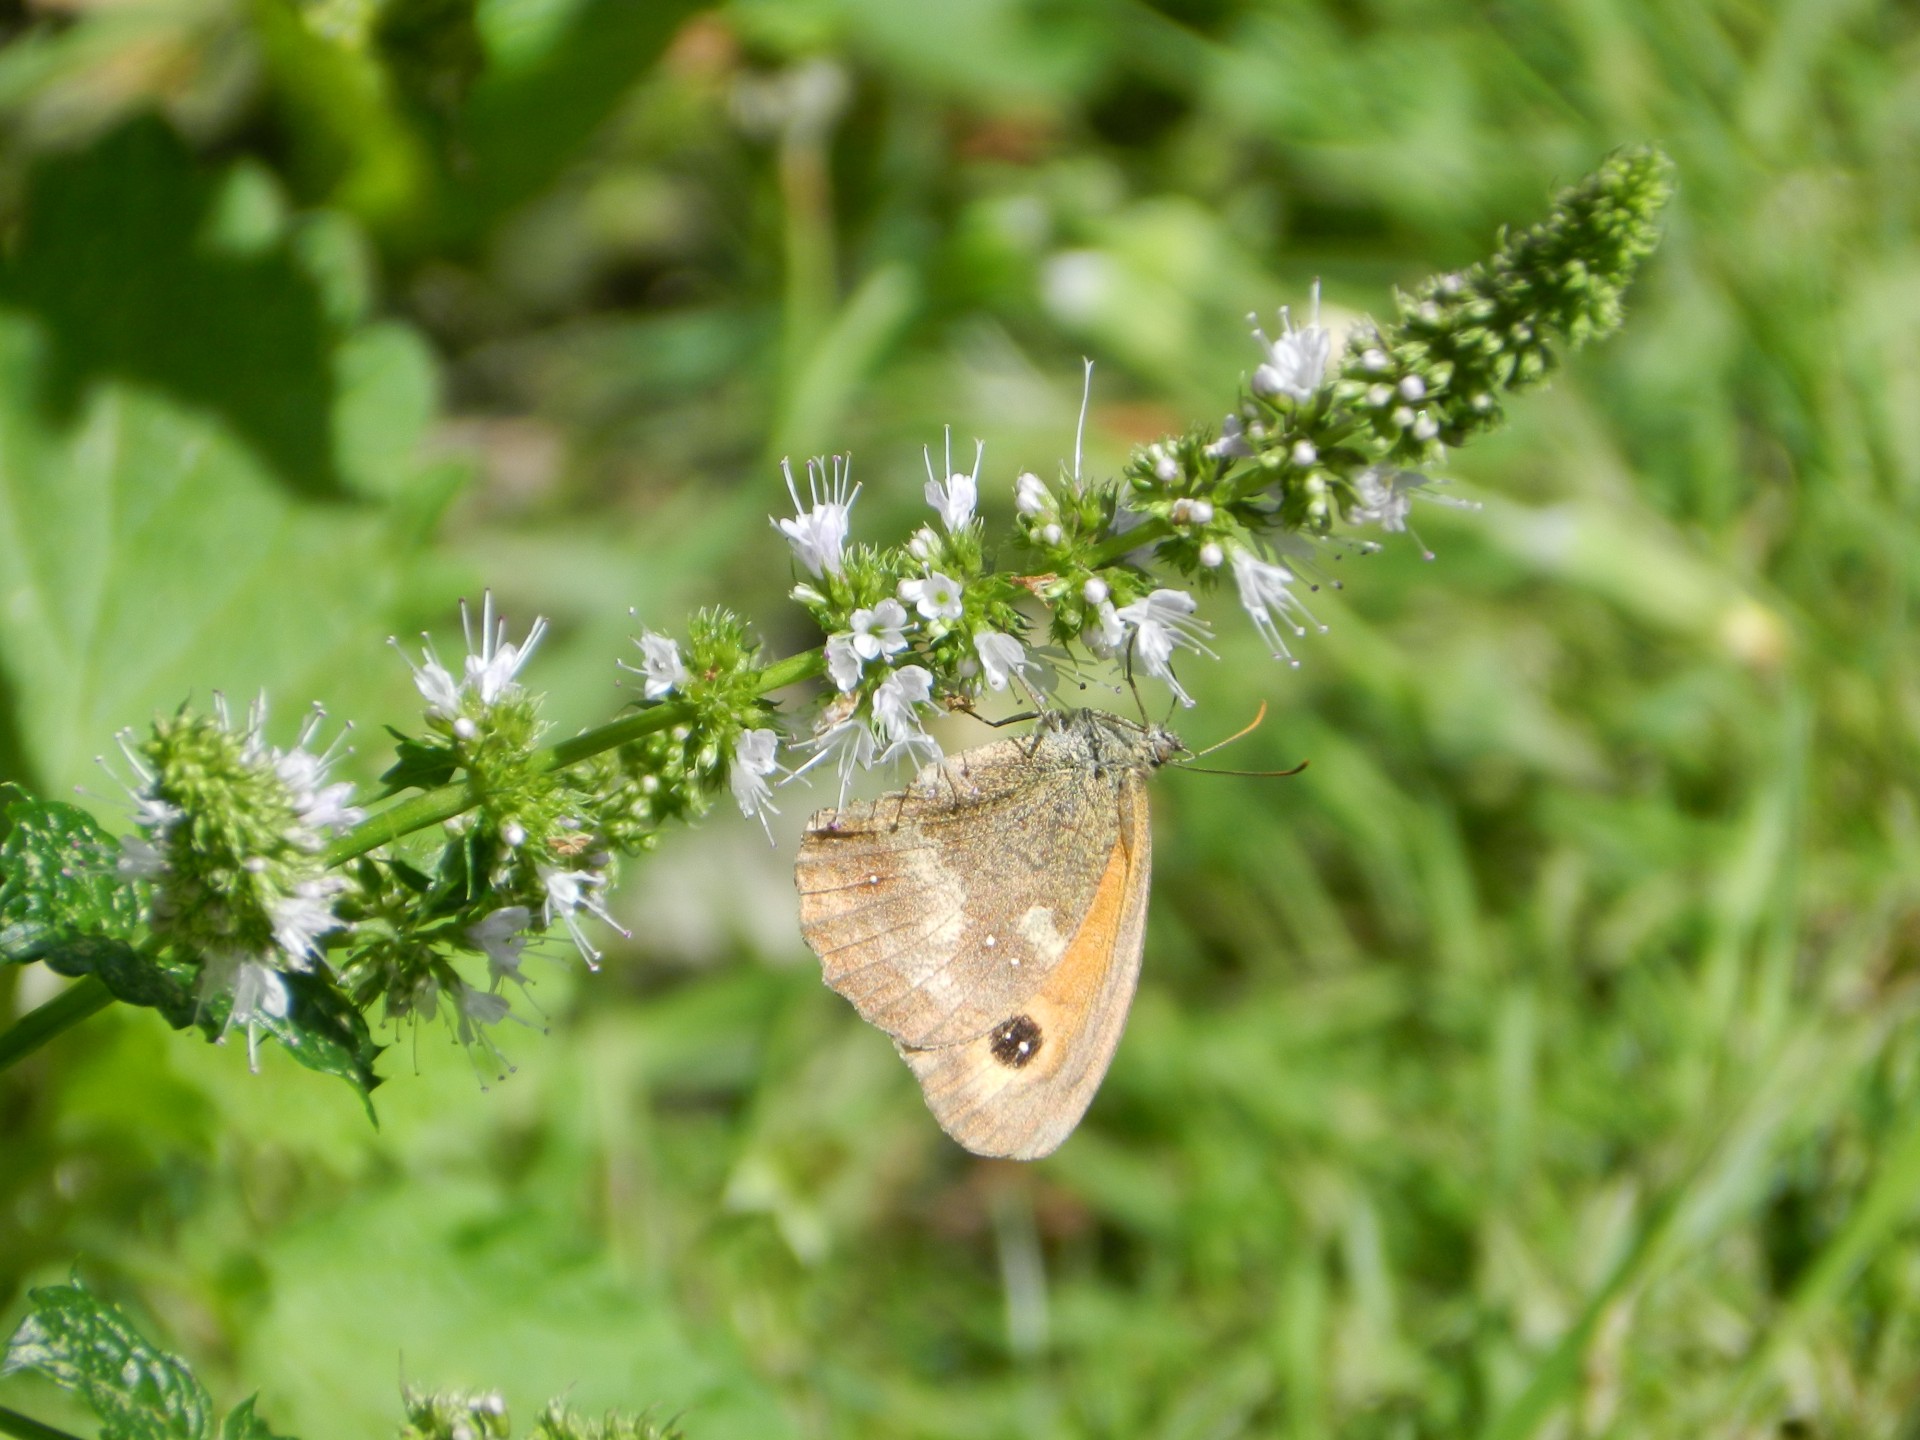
[796,731,1129,1049]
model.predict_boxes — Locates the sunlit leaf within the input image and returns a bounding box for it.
[2,1281,214,1440]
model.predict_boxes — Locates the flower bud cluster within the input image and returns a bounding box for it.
[111,695,362,1065]
[602,607,779,844]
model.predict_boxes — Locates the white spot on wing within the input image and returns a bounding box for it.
[1018,905,1066,962]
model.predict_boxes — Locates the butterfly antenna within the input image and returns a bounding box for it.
[1191,701,1268,759]
[1179,703,1309,777]
[1181,760,1309,779]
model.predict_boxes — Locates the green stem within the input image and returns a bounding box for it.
[0,1405,86,1440]
[0,651,828,1068]
[1088,516,1172,569]
[0,976,112,1071]
[324,646,826,867]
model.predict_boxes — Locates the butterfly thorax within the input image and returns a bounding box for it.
[1047,708,1185,777]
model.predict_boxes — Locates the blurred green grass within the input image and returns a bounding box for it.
[6,1,1920,1436]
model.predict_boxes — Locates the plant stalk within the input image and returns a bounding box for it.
[0,976,113,1072]
[0,1405,87,1440]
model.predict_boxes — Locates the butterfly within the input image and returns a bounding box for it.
[794,709,1183,1159]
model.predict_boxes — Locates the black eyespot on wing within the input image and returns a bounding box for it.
[989,1014,1043,1069]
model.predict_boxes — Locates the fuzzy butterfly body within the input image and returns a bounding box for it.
[795,709,1182,1159]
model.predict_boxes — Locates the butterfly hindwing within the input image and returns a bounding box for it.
[896,769,1152,1159]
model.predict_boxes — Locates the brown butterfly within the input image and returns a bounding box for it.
[794,709,1183,1159]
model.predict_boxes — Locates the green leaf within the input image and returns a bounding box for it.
[219,1395,297,1440]
[2,1281,214,1440]
[37,936,203,1033]
[377,726,459,796]
[0,116,448,798]
[253,970,384,1119]
[0,792,141,962]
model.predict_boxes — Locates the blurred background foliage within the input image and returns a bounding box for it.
[3,0,1920,1436]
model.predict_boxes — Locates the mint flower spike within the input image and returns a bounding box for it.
[102,691,365,1068]
[1330,145,1675,454]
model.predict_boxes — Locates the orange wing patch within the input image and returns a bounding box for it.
[904,822,1144,1159]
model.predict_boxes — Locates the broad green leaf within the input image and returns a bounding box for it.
[0,117,447,797]
[0,792,140,960]
[2,1281,214,1440]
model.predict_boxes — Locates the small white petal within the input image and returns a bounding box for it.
[974,630,1029,692]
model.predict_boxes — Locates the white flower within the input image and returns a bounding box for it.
[455,981,512,1046]
[272,705,362,841]
[1015,471,1053,517]
[270,875,347,966]
[1083,575,1110,605]
[772,455,858,578]
[873,664,941,764]
[825,633,863,692]
[850,598,911,661]
[117,835,166,879]
[1231,547,1322,666]
[464,592,548,705]
[906,525,941,563]
[1085,599,1128,657]
[924,433,982,533]
[199,950,290,1074]
[974,630,1029,692]
[1113,589,1216,707]
[541,865,626,969]
[468,905,531,988]
[730,728,783,843]
[393,592,547,719]
[899,571,964,622]
[627,630,689,700]
[1351,466,1477,558]
[1249,281,1331,402]
[1199,542,1224,569]
[404,651,461,714]
[793,713,879,811]
[1353,466,1419,531]
[1207,412,1254,460]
